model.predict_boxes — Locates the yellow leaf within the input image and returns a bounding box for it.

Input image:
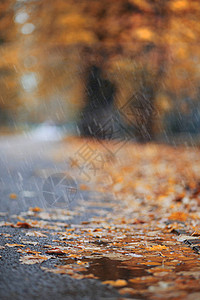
[103,279,127,287]
[135,28,154,41]
[146,245,168,251]
[170,0,189,11]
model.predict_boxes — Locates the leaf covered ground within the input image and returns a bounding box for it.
[1,138,200,300]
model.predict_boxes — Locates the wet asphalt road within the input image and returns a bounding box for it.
[0,134,119,300]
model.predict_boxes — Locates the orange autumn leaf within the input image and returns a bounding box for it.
[191,231,200,236]
[79,184,89,190]
[20,254,50,265]
[30,207,42,212]
[169,212,187,222]
[9,193,17,199]
[16,222,32,229]
[146,245,168,251]
[5,244,25,248]
[45,248,66,255]
[103,279,127,287]
[135,28,154,41]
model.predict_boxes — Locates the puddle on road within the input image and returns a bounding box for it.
[58,254,198,293]
[81,257,150,281]
[59,256,157,290]
[40,233,200,299]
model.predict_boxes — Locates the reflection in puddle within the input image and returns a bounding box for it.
[57,256,198,299]
[82,257,150,281]
[60,257,153,283]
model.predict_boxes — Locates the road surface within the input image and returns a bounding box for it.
[0,133,119,300]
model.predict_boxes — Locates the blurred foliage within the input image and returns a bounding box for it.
[0,0,200,137]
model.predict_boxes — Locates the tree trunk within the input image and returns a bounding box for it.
[78,65,116,139]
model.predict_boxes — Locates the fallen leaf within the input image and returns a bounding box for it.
[146,245,168,251]
[20,254,50,265]
[20,240,38,246]
[5,243,25,247]
[102,279,127,287]
[169,212,187,222]
[26,231,47,237]
[30,207,43,212]
[9,193,17,199]
[45,248,66,255]
[16,222,32,229]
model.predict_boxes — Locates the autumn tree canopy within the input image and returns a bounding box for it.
[0,0,200,139]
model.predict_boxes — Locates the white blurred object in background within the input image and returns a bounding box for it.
[29,121,64,141]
